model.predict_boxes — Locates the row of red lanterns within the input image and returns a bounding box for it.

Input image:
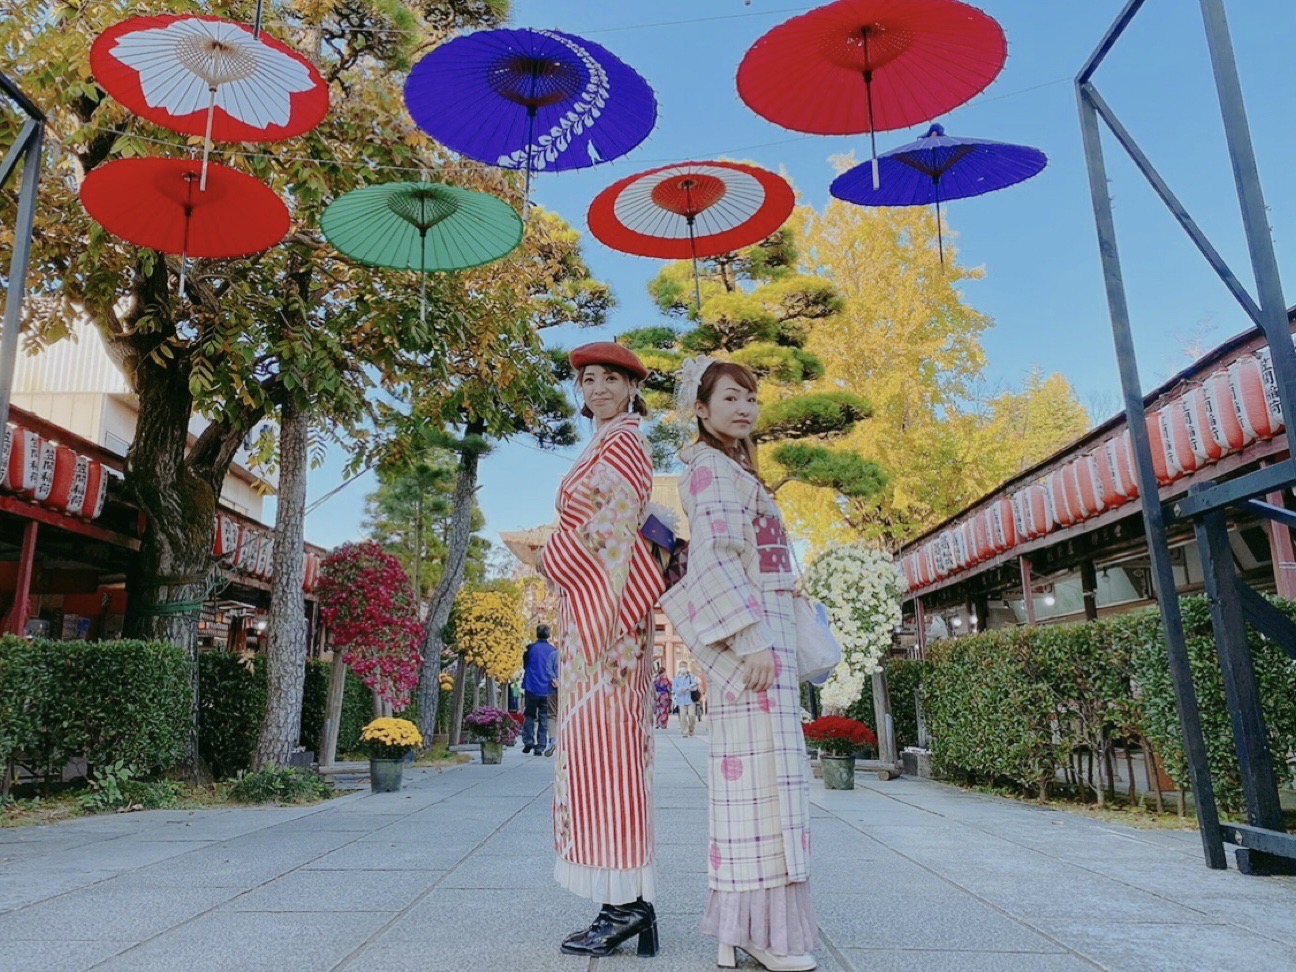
[1,425,111,522]
[212,514,322,592]
[901,342,1288,592]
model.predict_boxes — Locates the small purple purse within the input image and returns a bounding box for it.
[641,514,689,590]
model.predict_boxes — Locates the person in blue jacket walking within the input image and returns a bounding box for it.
[521,624,559,756]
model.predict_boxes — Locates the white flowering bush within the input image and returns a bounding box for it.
[804,542,904,712]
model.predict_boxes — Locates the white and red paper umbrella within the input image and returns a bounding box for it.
[587,160,795,307]
[91,14,329,188]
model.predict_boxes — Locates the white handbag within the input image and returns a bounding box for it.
[792,592,841,685]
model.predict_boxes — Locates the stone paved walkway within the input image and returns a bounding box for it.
[2,732,1295,972]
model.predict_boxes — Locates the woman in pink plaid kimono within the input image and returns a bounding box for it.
[539,342,665,959]
[661,360,818,972]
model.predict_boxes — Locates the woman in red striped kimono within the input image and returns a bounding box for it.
[539,342,665,958]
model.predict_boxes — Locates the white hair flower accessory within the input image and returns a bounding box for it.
[674,355,717,418]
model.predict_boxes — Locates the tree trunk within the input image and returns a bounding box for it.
[412,490,424,614]
[253,400,310,770]
[448,655,467,746]
[121,348,224,778]
[319,650,347,769]
[415,422,486,747]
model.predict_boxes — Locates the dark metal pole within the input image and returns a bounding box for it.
[0,70,45,122]
[1082,87,1261,326]
[1198,0,1296,462]
[1075,83,1226,869]
[0,119,37,190]
[1077,0,1150,85]
[1190,491,1287,847]
[0,125,44,439]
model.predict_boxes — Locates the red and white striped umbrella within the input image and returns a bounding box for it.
[91,13,329,190]
[587,160,795,307]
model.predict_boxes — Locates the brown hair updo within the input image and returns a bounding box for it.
[695,361,760,475]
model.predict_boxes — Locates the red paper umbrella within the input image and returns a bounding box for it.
[81,157,290,292]
[91,14,329,188]
[737,0,1006,187]
[588,161,794,307]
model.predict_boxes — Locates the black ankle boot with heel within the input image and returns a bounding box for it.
[560,898,658,957]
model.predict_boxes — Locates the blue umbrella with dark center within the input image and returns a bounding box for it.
[405,28,657,216]
[830,123,1047,264]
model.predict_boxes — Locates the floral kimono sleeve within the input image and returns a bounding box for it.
[542,428,655,665]
[680,454,775,657]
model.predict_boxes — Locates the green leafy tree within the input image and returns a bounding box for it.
[1,0,516,773]
[781,192,1090,549]
[362,454,489,604]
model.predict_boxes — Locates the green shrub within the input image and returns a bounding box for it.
[228,766,331,804]
[199,654,372,779]
[856,659,925,750]
[918,597,1296,815]
[0,638,189,782]
[300,661,371,756]
[894,658,927,750]
[197,653,268,780]
[76,761,184,813]
[924,628,1057,797]
[1116,598,1296,815]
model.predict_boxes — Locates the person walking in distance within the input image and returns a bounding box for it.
[652,664,674,729]
[672,661,700,737]
[521,624,558,755]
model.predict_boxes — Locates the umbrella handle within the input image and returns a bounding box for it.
[861,30,881,191]
[200,86,217,191]
[687,216,702,313]
[523,103,537,220]
[420,232,428,325]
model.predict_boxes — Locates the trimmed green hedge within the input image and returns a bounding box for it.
[920,597,1296,814]
[0,638,190,781]
[0,638,397,785]
[857,658,924,751]
[198,654,371,778]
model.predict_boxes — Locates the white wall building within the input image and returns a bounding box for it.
[11,315,276,520]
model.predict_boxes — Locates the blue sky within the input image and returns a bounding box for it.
[286,0,1296,551]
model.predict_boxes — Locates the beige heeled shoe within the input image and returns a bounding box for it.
[717,942,816,971]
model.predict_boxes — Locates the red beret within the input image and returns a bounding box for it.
[569,342,648,380]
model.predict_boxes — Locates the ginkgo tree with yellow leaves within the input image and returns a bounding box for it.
[777,184,1091,550]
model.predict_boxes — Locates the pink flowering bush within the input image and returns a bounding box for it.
[462,706,521,746]
[316,542,423,710]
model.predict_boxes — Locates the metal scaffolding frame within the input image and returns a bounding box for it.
[1077,0,1296,874]
[0,69,45,439]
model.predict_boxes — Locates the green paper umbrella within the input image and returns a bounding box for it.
[320,181,523,322]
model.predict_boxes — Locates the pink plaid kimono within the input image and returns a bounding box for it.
[661,444,817,955]
[541,414,665,905]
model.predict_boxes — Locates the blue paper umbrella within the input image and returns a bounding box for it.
[830,124,1047,263]
[405,28,657,214]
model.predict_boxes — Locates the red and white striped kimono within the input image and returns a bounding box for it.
[541,414,665,905]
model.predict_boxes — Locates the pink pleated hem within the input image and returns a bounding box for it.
[700,882,819,956]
